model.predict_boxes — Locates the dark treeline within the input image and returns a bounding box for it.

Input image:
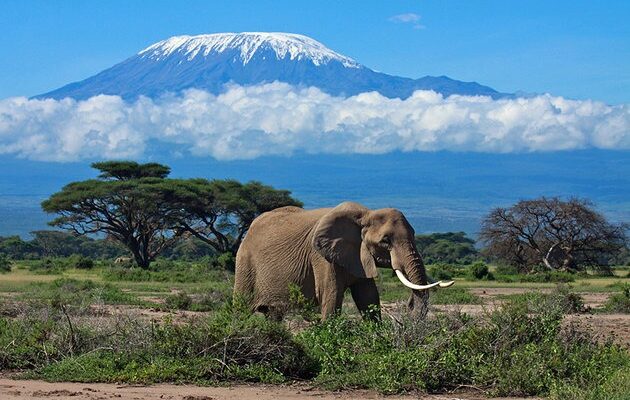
[0,231,221,261]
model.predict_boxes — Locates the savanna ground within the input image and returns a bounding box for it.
[0,260,629,400]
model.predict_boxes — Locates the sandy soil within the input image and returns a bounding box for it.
[565,313,630,347]
[0,378,538,400]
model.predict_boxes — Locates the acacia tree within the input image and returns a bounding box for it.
[164,179,302,255]
[480,197,628,273]
[41,161,180,269]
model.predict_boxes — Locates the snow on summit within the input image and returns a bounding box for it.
[138,32,360,68]
[37,31,504,100]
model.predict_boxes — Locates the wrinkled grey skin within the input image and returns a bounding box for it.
[233,202,430,320]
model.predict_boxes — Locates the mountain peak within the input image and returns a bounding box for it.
[37,31,507,100]
[138,32,361,68]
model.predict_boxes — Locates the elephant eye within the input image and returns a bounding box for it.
[380,235,391,245]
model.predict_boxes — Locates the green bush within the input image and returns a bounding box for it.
[298,301,627,396]
[165,292,193,310]
[215,252,236,271]
[0,254,11,273]
[28,257,68,274]
[102,262,231,283]
[495,264,518,275]
[68,254,94,269]
[0,301,317,383]
[469,261,494,280]
[22,278,142,307]
[496,270,575,283]
[603,284,630,313]
[430,287,483,305]
[502,284,584,314]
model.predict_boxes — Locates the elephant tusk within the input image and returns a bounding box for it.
[438,281,455,288]
[395,270,441,290]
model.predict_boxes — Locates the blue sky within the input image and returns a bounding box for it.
[1,0,628,104]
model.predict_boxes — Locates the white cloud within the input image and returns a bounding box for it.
[0,83,628,162]
[389,13,425,29]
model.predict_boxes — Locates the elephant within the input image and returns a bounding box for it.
[233,201,453,320]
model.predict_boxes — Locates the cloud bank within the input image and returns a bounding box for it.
[0,83,628,161]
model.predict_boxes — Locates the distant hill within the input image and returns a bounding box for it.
[37,32,508,100]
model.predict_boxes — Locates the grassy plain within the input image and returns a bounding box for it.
[0,260,629,399]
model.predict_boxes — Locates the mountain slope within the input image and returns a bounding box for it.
[38,32,506,100]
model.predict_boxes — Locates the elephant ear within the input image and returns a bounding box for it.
[312,202,378,279]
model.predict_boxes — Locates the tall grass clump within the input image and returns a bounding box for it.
[0,297,316,383]
[603,283,630,313]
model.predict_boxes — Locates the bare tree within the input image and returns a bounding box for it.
[480,197,627,273]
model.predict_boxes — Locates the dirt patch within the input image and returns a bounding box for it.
[0,378,539,400]
[564,313,630,347]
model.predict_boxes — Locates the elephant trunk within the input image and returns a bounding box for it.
[390,244,432,317]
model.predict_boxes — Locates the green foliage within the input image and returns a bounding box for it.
[214,252,236,271]
[494,263,519,275]
[501,284,585,314]
[288,284,319,321]
[165,236,216,260]
[415,232,479,265]
[1,301,317,383]
[469,261,494,280]
[69,254,94,269]
[603,284,630,313]
[298,302,627,396]
[26,278,143,307]
[495,270,576,283]
[28,257,71,274]
[0,235,39,259]
[165,178,302,255]
[0,254,11,273]
[0,286,627,396]
[92,161,170,180]
[41,161,302,269]
[165,292,193,310]
[102,259,233,283]
[427,263,468,280]
[430,287,483,305]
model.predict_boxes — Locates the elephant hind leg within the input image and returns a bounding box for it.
[234,253,257,308]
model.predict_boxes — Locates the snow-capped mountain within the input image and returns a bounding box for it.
[38,32,506,100]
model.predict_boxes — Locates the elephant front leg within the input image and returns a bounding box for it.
[317,263,347,320]
[350,279,381,321]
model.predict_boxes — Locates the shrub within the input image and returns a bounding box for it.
[0,300,317,383]
[603,284,630,313]
[427,264,452,280]
[495,263,518,275]
[0,254,11,273]
[287,284,319,321]
[23,278,142,308]
[68,254,94,269]
[430,287,483,305]
[210,252,236,271]
[502,284,584,314]
[495,270,575,283]
[469,261,494,280]
[298,301,627,396]
[165,292,193,310]
[28,257,68,274]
